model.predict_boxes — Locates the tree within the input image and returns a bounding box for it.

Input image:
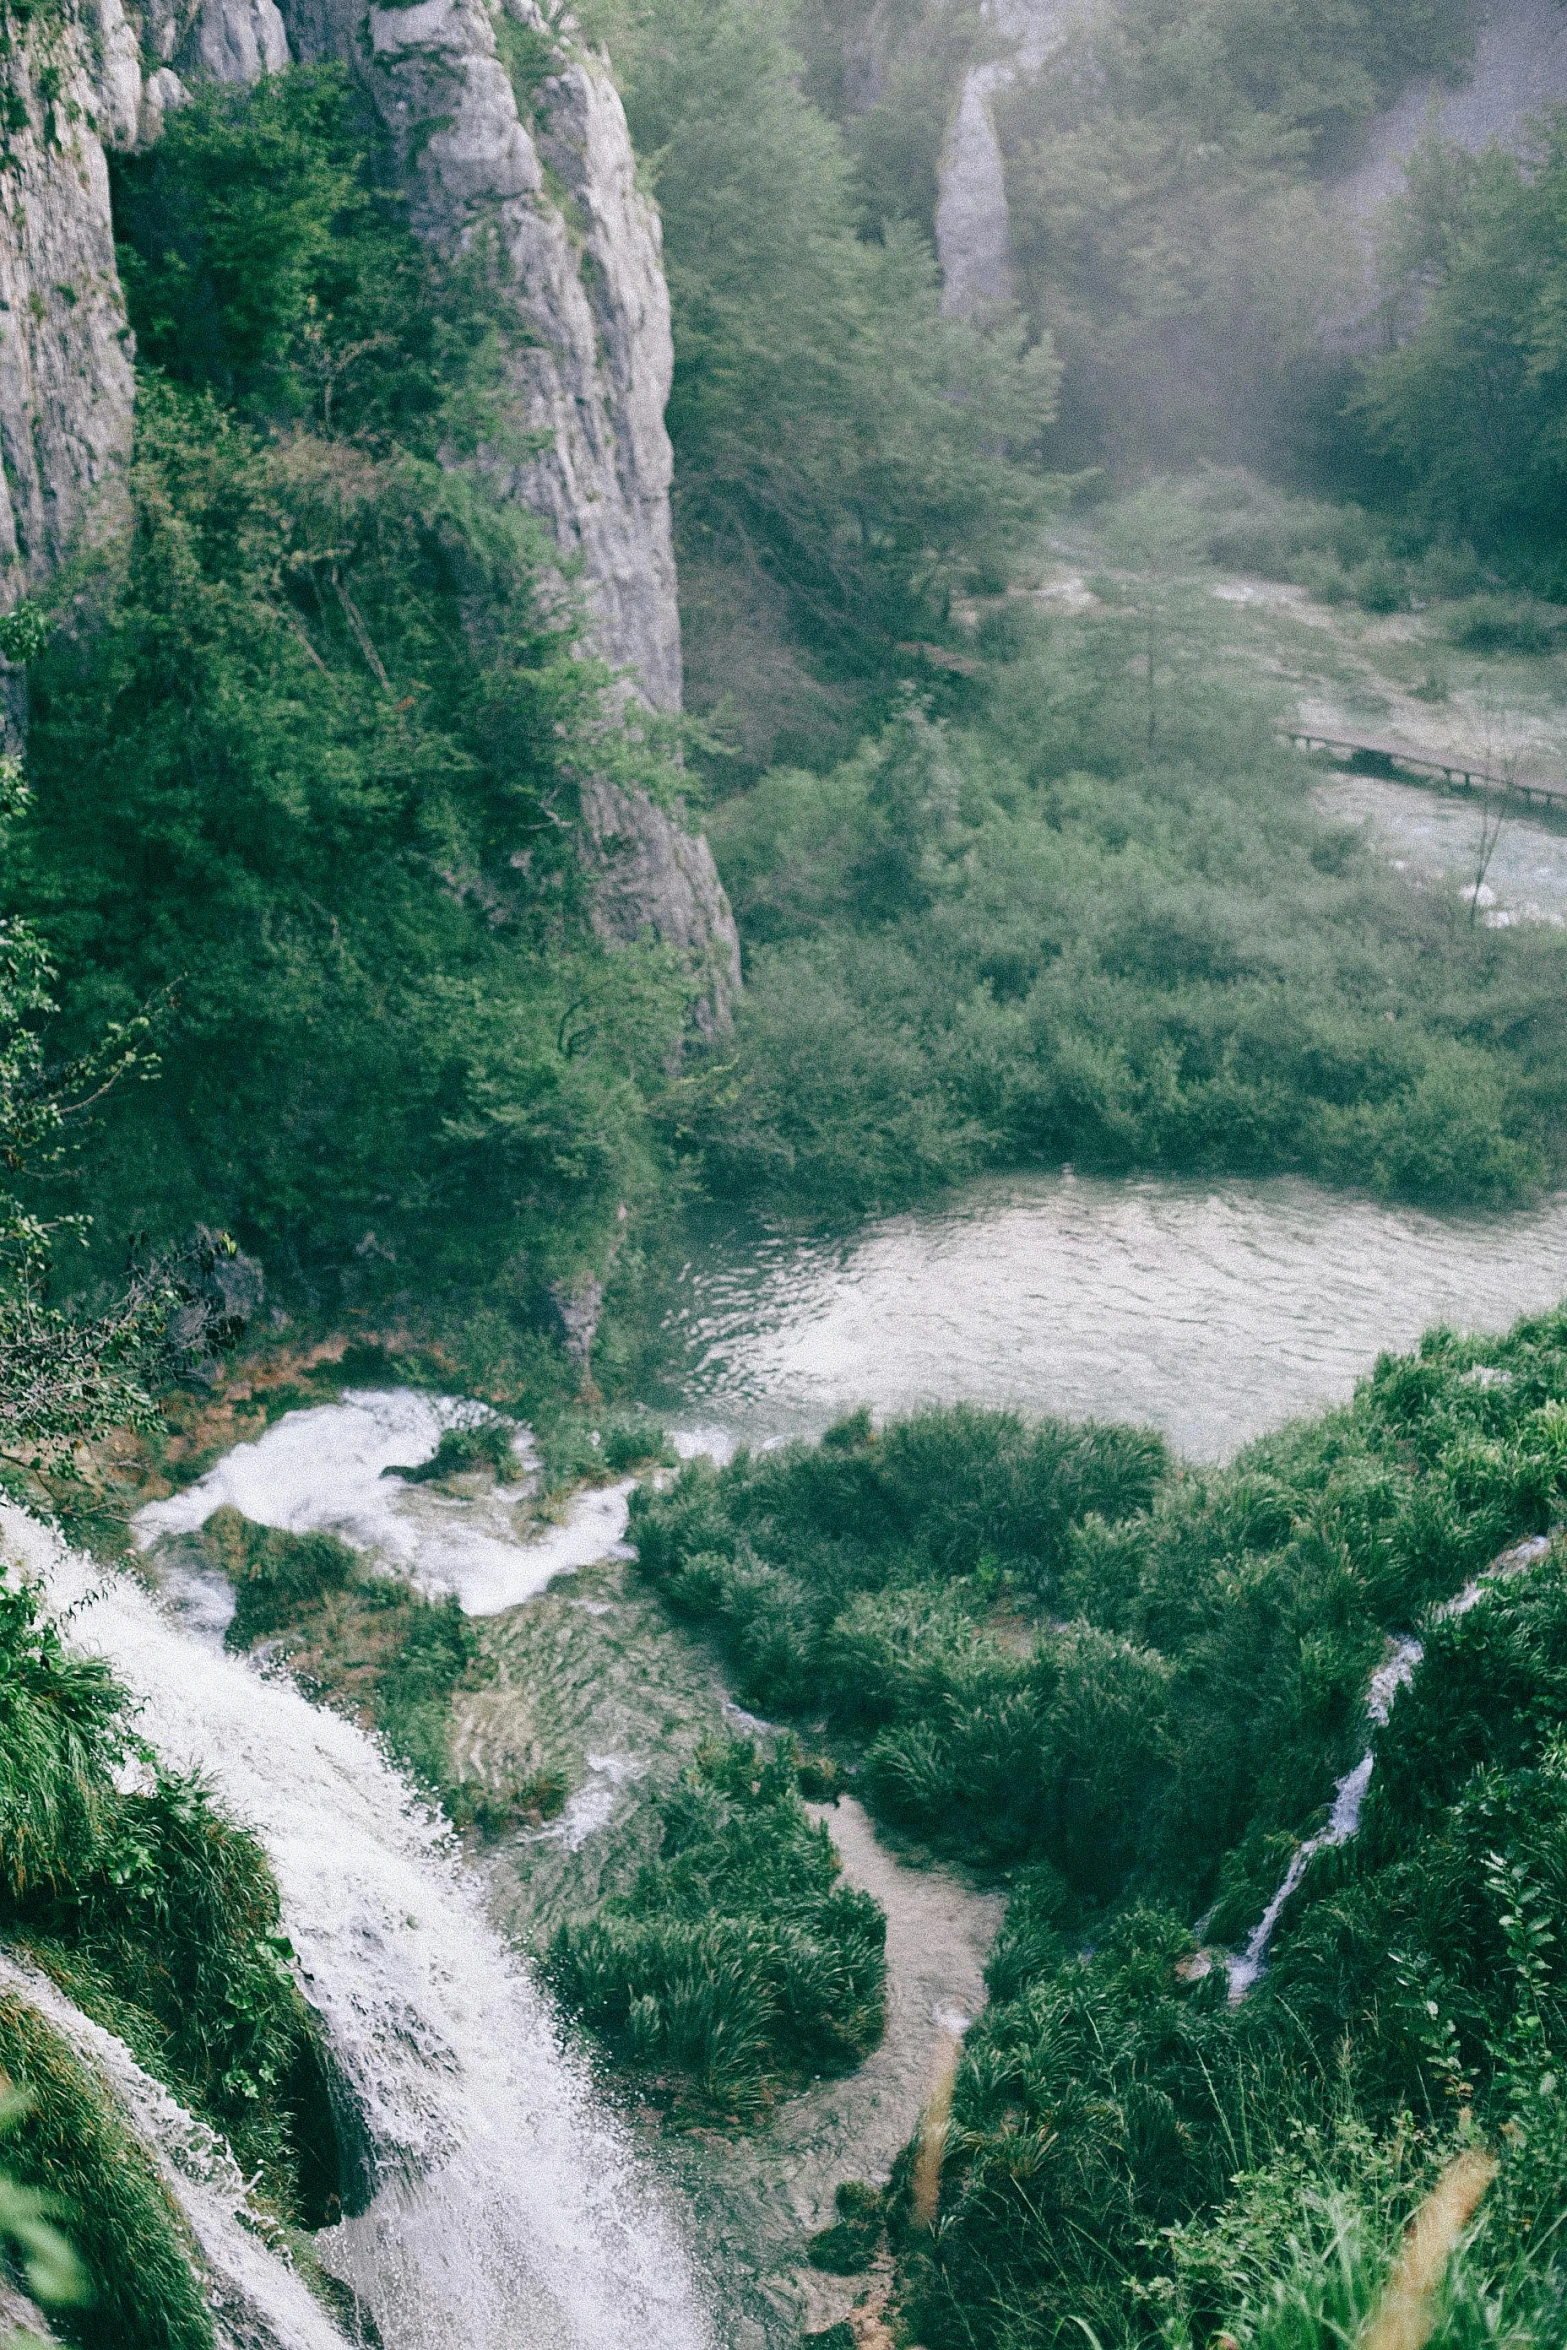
[0,703,167,1467]
[1355,112,1567,578]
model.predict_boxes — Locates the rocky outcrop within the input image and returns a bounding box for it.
[0,0,739,1023]
[278,0,685,713]
[1338,0,1567,221]
[580,776,742,1034]
[0,0,138,608]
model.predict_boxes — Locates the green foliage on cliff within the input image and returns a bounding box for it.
[634,1308,1567,2345]
[694,631,1567,1215]
[112,67,505,447]
[545,1734,886,2115]
[9,68,690,1329]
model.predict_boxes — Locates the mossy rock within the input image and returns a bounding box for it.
[0,1995,211,2350]
[807,2179,883,2273]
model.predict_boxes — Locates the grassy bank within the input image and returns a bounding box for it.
[0,1557,349,2343]
[628,1305,1567,2345]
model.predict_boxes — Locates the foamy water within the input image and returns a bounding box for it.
[135,1389,636,1616]
[5,1505,714,2350]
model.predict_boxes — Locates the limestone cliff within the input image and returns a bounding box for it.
[1338,0,1567,221]
[0,0,739,1020]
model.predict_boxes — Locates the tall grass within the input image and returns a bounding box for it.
[545,1737,886,2117]
[632,1312,1567,2342]
[0,1560,342,2255]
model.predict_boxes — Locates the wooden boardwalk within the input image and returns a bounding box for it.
[1284,728,1567,811]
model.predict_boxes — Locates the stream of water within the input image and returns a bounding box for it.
[13,1164,1567,2342]
[1,1505,714,2350]
[671,1171,1567,1459]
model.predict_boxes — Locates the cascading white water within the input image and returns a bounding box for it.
[1224,1636,1421,1999]
[0,1950,347,2350]
[1225,1534,1554,1998]
[2,1502,715,2350]
[134,1388,640,1618]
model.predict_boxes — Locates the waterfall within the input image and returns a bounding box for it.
[2,1502,714,2350]
[1224,1635,1422,1999]
[1224,1534,1553,1998]
[0,1950,347,2350]
[133,1387,638,1618]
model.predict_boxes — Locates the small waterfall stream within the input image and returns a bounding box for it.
[3,1501,714,2350]
[934,0,1081,317]
[1224,1534,1553,1998]
[0,1949,347,2350]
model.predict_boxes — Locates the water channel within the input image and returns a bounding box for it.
[28,784,1567,2348]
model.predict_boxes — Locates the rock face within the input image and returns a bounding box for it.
[279,0,684,713]
[580,777,741,1035]
[0,0,139,609]
[934,0,1079,318]
[1338,0,1567,221]
[0,0,738,1021]
[272,0,740,1019]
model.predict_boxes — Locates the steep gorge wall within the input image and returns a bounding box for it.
[0,0,739,1017]
[935,0,1567,322]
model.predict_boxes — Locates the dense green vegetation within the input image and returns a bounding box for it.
[197,1503,478,1799]
[545,1732,886,2115]
[1358,111,1567,588]
[635,1308,1567,2344]
[0,1995,209,2350]
[607,0,1059,767]
[0,1563,345,2343]
[14,68,690,1338]
[687,611,1567,1216]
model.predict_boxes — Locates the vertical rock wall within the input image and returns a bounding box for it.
[279,0,738,1019]
[0,0,739,1020]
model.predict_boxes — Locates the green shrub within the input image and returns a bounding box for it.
[1416,544,1487,601]
[807,2179,884,2272]
[390,1416,521,1487]
[1351,557,1407,613]
[1444,594,1555,655]
[202,1506,354,1646]
[1295,552,1353,604]
[545,1737,886,2116]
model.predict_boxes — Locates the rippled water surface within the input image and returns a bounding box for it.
[1316,774,1567,923]
[672,1174,1567,1458]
